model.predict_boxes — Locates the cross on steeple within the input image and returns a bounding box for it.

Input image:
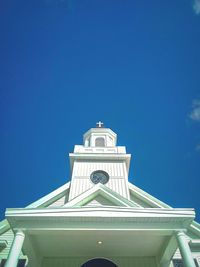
[96,121,104,128]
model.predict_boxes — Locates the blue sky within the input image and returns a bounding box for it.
[0,0,200,223]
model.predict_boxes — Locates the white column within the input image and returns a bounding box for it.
[176,231,195,267]
[5,230,25,267]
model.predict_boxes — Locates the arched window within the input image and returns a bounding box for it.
[81,258,118,267]
[95,137,105,147]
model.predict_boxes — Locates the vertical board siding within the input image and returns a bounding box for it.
[69,161,129,200]
[69,178,128,200]
[73,162,125,177]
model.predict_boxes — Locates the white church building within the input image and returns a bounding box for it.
[0,123,200,267]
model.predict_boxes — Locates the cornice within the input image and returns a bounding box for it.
[69,153,131,173]
[6,207,195,232]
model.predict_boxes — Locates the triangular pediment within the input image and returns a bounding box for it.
[83,194,119,207]
[22,180,173,210]
[1,181,200,240]
[64,184,139,208]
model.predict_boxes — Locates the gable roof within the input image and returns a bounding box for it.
[0,182,70,235]
[128,182,172,209]
[1,181,200,238]
[26,182,70,208]
[128,183,200,238]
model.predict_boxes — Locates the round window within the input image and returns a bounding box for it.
[90,170,109,185]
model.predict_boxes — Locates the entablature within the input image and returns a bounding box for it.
[69,153,131,173]
[6,207,195,232]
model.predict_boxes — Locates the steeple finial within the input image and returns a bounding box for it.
[96,121,104,128]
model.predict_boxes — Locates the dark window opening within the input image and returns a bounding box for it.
[95,137,105,147]
[81,258,118,267]
[0,259,26,267]
[173,259,199,267]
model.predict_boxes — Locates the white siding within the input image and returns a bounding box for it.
[72,161,125,177]
[130,193,156,208]
[85,195,118,207]
[0,230,14,258]
[0,229,24,259]
[48,195,66,207]
[69,161,129,200]
[172,233,200,265]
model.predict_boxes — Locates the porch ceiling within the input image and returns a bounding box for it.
[24,229,167,257]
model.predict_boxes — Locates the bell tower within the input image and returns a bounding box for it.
[84,121,117,147]
[68,122,131,201]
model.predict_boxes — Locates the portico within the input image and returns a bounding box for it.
[5,206,196,267]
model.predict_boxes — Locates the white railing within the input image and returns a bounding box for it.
[74,145,126,154]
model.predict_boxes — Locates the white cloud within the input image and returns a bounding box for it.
[189,99,200,121]
[189,99,200,152]
[193,0,200,14]
[195,144,200,151]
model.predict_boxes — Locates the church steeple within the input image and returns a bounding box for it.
[83,122,117,148]
[68,124,131,201]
